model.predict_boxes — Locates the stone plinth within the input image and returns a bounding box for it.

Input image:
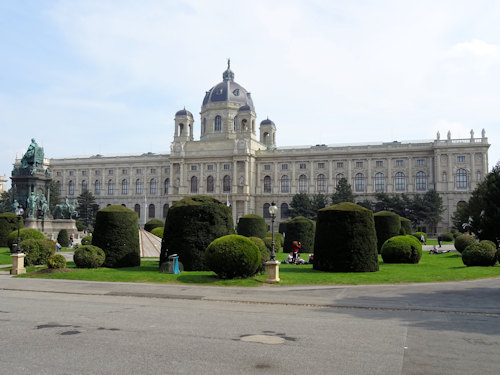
[265,259,280,283]
[24,218,77,239]
[10,253,26,275]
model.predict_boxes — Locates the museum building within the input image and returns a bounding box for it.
[42,64,490,233]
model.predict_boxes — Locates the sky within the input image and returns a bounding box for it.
[1,0,499,188]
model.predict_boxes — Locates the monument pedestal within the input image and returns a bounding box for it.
[24,218,77,239]
[10,253,26,275]
[265,260,280,283]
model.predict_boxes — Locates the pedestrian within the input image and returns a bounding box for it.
[56,241,62,252]
[420,234,425,244]
[437,235,442,248]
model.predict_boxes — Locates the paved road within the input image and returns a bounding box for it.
[1,273,499,374]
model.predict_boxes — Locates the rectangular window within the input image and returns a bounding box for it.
[337,162,344,168]
[356,161,363,168]
[56,171,61,176]
[416,159,425,166]
[82,170,87,176]
[136,169,142,174]
[207,165,214,171]
[108,169,113,175]
[281,164,288,170]
[95,170,101,175]
[122,169,128,175]
[396,160,404,167]
[318,162,325,169]
[299,163,306,169]
[223,164,230,170]
[457,155,465,163]
[69,171,74,176]
[191,165,197,171]
[264,164,271,170]
[376,161,383,167]
[165,167,170,174]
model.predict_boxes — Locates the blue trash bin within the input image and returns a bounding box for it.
[168,254,180,274]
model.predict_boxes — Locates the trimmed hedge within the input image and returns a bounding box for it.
[92,205,140,267]
[399,217,412,236]
[151,227,164,238]
[74,245,106,268]
[440,232,454,242]
[263,236,273,251]
[313,202,379,272]
[412,232,428,243]
[462,243,497,266]
[19,238,55,266]
[81,235,92,245]
[47,254,66,269]
[7,228,45,252]
[237,214,267,238]
[381,235,422,264]
[266,232,284,247]
[57,229,70,247]
[145,219,164,232]
[205,235,261,279]
[374,211,401,253]
[283,216,315,253]
[248,236,271,272]
[0,212,23,247]
[454,234,476,254]
[480,240,497,251]
[161,196,234,271]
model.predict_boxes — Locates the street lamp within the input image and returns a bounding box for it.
[268,202,278,261]
[15,206,24,253]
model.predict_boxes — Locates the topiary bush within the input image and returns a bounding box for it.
[400,217,412,236]
[151,227,164,238]
[282,216,315,253]
[41,239,57,256]
[57,229,70,247]
[74,245,106,268]
[144,219,164,232]
[266,232,284,247]
[248,236,271,272]
[8,228,45,253]
[205,235,261,279]
[440,232,454,242]
[262,236,273,251]
[47,254,66,269]
[313,202,379,272]
[412,232,428,243]
[462,243,497,266]
[374,211,402,253]
[454,234,476,254]
[0,212,23,247]
[161,196,234,271]
[92,205,140,267]
[81,235,92,245]
[19,238,55,266]
[480,240,497,251]
[278,221,288,235]
[237,214,267,238]
[381,235,422,264]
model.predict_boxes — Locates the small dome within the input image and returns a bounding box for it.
[260,118,275,126]
[238,104,251,112]
[175,108,193,117]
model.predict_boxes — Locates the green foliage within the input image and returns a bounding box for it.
[151,227,164,238]
[357,200,373,210]
[81,235,92,245]
[76,190,99,228]
[263,236,273,251]
[0,212,23,247]
[47,254,67,269]
[92,205,140,267]
[331,178,354,204]
[7,228,44,252]
[57,229,70,247]
[205,235,261,279]
[278,221,288,234]
[479,240,497,251]
[161,196,234,271]
[49,180,61,215]
[440,232,454,242]
[287,193,314,219]
[381,235,422,264]
[0,188,14,213]
[266,232,284,247]
[313,202,379,272]
[373,211,401,253]
[454,234,476,254]
[283,216,315,253]
[74,245,106,268]
[75,220,87,232]
[412,232,428,243]
[20,238,55,266]
[248,236,271,272]
[237,214,267,238]
[400,217,412,236]
[145,219,164,232]
[462,243,497,267]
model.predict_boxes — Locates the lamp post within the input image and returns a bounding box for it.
[15,206,24,253]
[265,202,280,283]
[10,206,26,275]
[268,202,278,261]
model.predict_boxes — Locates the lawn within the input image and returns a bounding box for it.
[15,251,500,286]
[0,247,12,265]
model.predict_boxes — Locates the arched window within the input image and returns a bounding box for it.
[179,123,184,136]
[375,172,385,192]
[214,115,222,132]
[108,179,114,195]
[163,203,169,218]
[203,118,206,134]
[317,174,327,192]
[122,179,128,195]
[134,204,140,218]
[298,174,308,193]
[395,172,406,191]
[95,180,101,195]
[81,180,88,193]
[457,200,467,209]
[456,168,468,189]
[164,178,170,195]
[241,119,247,131]
[150,178,157,195]
[264,176,272,193]
[354,173,365,192]
[280,175,290,193]
[136,179,143,195]
[442,172,447,182]
[415,171,427,191]
[281,203,289,219]
[207,175,214,193]
[223,175,231,193]
[148,204,155,218]
[336,173,345,186]
[263,203,271,218]
[68,180,74,195]
[191,176,198,193]
[56,181,62,195]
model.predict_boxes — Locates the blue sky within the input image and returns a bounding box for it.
[2,0,499,187]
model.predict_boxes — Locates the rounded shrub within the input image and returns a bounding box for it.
[151,227,164,238]
[74,245,106,268]
[92,205,140,267]
[237,214,267,238]
[412,232,428,243]
[399,217,412,236]
[262,236,273,251]
[454,234,476,254]
[381,235,422,264]
[440,232,454,242]
[47,254,66,269]
[205,235,261,279]
[161,196,234,271]
[266,232,284,247]
[144,219,164,232]
[81,235,92,246]
[8,228,44,252]
[283,216,315,253]
[0,212,23,247]
[278,221,288,235]
[462,243,497,266]
[313,202,379,272]
[19,238,55,266]
[249,236,271,272]
[57,229,70,247]
[374,211,402,253]
[41,239,57,257]
[480,240,497,251]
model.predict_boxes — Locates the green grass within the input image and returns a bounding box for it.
[0,247,12,265]
[16,251,500,286]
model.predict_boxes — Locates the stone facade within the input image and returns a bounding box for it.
[0,175,7,194]
[41,65,490,233]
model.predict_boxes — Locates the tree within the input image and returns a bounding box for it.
[77,191,99,228]
[287,193,314,219]
[331,178,354,204]
[421,190,445,234]
[357,199,373,210]
[310,193,328,220]
[0,188,13,213]
[49,181,61,214]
